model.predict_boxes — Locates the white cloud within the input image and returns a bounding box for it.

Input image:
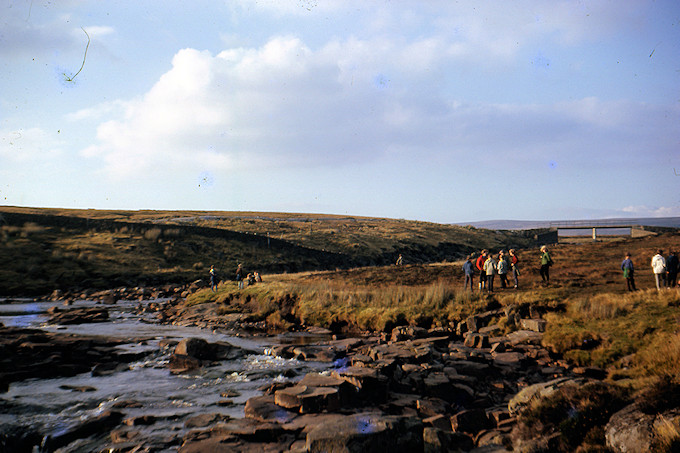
[622,205,680,217]
[80,33,679,181]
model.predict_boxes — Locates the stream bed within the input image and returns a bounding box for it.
[0,299,331,452]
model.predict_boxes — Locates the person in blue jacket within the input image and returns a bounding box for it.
[462,255,475,291]
[666,250,678,288]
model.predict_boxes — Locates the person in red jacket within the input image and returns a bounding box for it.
[509,249,520,289]
[475,250,488,292]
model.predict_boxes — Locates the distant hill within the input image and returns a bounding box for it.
[457,217,680,230]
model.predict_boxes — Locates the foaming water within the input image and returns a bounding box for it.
[0,299,330,452]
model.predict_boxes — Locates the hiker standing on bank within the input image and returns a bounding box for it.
[236,263,245,290]
[497,250,510,289]
[666,251,678,288]
[539,245,552,284]
[476,250,488,292]
[621,253,636,292]
[462,255,475,291]
[651,250,666,290]
[395,254,403,266]
[209,265,218,292]
[509,249,520,289]
[483,252,497,293]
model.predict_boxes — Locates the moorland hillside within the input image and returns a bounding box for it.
[0,206,545,296]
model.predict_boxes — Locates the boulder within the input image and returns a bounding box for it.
[603,404,680,453]
[174,337,245,361]
[168,354,202,373]
[305,414,423,453]
[508,377,586,415]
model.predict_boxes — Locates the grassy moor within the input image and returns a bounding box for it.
[2,206,680,451]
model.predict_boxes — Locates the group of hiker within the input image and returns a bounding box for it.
[622,249,679,292]
[209,264,262,292]
[462,247,537,293]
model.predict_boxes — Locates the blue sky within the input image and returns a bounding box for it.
[1,0,679,223]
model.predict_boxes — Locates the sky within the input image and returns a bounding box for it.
[1,0,679,224]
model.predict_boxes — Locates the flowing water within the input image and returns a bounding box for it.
[0,299,332,452]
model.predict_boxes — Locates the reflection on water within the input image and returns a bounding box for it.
[0,299,331,452]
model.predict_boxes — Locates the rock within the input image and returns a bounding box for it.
[391,326,428,342]
[292,345,339,362]
[332,366,389,403]
[41,410,124,451]
[572,366,607,380]
[59,384,96,392]
[417,397,450,418]
[184,413,231,428]
[492,352,526,368]
[123,415,156,426]
[305,414,423,453]
[275,385,340,413]
[210,417,288,443]
[508,377,587,415]
[175,337,245,361]
[464,333,490,349]
[447,360,491,379]
[168,353,202,373]
[505,330,543,346]
[604,404,660,452]
[47,307,109,325]
[519,318,547,333]
[422,427,474,453]
[423,414,452,431]
[450,409,491,435]
[245,394,297,423]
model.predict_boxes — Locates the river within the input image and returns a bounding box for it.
[0,298,332,452]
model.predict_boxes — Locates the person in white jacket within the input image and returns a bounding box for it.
[483,253,498,293]
[651,249,667,290]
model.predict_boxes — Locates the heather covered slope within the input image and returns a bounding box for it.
[0,206,543,296]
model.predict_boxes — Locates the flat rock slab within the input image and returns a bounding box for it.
[275,385,340,413]
[305,414,423,453]
[505,330,543,346]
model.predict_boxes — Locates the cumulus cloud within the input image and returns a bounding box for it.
[80,33,679,181]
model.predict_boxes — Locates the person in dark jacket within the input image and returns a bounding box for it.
[621,252,636,291]
[667,250,679,288]
[236,264,244,290]
[462,255,475,291]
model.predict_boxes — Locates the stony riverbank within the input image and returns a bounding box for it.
[1,289,678,452]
